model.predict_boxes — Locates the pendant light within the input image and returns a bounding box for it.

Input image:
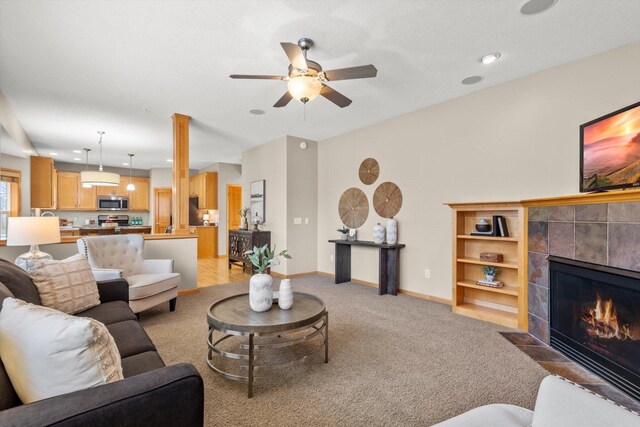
[80,131,120,187]
[126,154,135,191]
[82,148,92,188]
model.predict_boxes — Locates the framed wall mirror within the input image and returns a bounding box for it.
[250,180,265,224]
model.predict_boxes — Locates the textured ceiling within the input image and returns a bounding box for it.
[1,0,639,169]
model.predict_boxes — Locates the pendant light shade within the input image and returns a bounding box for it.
[80,131,120,187]
[126,154,135,191]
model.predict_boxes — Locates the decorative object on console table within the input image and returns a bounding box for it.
[240,207,250,230]
[337,226,349,240]
[278,279,293,310]
[250,180,265,225]
[252,212,261,231]
[386,217,398,245]
[245,245,292,312]
[347,228,357,242]
[7,217,61,272]
[228,230,271,272]
[373,223,385,244]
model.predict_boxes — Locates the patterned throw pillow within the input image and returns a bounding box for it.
[0,298,123,404]
[30,254,100,314]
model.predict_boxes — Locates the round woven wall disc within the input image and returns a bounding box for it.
[373,182,403,218]
[358,158,380,185]
[338,188,369,229]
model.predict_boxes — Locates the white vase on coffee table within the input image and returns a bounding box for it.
[249,273,273,312]
[278,279,293,310]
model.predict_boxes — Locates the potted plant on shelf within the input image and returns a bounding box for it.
[244,245,292,312]
[337,226,350,240]
[240,207,250,230]
[482,265,500,282]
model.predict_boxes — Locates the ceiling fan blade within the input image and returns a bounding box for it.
[229,74,285,80]
[323,65,377,81]
[273,91,293,108]
[280,42,308,70]
[320,84,352,108]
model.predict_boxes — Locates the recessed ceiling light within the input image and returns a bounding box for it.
[166,159,173,163]
[73,157,82,161]
[122,162,129,166]
[73,149,82,154]
[520,0,557,16]
[49,152,58,156]
[461,76,483,85]
[481,53,501,64]
[249,109,266,115]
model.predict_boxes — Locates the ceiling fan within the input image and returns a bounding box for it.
[230,38,377,108]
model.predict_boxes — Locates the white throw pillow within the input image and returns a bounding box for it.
[0,298,123,404]
[30,253,100,314]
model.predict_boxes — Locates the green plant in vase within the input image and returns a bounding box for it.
[240,207,250,230]
[482,265,500,282]
[337,226,350,240]
[244,245,292,312]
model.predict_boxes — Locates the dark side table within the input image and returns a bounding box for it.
[328,240,406,295]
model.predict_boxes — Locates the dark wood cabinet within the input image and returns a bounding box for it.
[228,230,271,273]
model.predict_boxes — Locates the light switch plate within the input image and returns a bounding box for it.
[294,217,302,225]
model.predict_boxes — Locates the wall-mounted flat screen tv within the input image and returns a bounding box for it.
[581,101,640,192]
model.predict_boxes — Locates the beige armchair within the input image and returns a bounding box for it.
[77,234,180,314]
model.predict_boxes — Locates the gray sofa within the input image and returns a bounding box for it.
[0,259,204,427]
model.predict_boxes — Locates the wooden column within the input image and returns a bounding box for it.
[171,113,191,236]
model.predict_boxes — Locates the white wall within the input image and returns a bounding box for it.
[242,137,288,274]
[317,43,640,301]
[286,136,318,275]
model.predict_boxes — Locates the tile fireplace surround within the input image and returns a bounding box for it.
[527,199,640,343]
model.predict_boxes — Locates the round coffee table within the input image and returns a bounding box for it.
[207,292,328,397]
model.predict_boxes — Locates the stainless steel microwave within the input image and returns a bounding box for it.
[97,196,129,211]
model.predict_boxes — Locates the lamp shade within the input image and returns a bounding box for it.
[7,217,61,246]
[287,76,322,102]
[80,170,120,186]
[202,214,210,221]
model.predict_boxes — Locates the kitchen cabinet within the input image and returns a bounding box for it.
[191,226,218,259]
[128,177,149,211]
[189,172,217,210]
[56,172,97,210]
[30,156,57,209]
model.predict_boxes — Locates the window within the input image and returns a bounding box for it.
[0,169,21,240]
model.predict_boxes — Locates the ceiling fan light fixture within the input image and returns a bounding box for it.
[287,76,322,103]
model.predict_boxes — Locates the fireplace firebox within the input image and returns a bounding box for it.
[549,256,640,401]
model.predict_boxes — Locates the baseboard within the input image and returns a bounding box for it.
[272,271,319,279]
[178,288,200,296]
[317,271,451,305]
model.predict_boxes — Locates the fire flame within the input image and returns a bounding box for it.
[582,295,633,340]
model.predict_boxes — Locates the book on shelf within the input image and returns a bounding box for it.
[497,216,509,237]
[475,279,504,288]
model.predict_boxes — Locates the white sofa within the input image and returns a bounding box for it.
[434,375,639,427]
[77,234,180,314]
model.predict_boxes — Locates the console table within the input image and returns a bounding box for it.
[328,240,406,295]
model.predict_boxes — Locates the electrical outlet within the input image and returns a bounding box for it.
[425,269,431,279]
[330,254,334,262]
[304,217,309,224]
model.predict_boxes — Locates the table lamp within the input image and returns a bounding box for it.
[202,213,210,226]
[7,216,61,271]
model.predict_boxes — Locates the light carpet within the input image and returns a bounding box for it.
[141,275,548,426]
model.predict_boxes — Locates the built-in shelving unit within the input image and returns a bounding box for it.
[446,201,527,330]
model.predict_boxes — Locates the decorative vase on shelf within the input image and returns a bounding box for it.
[386,217,398,244]
[278,279,293,310]
[373,223,385,244]
[486,275,495,282]
[249,273,273,312]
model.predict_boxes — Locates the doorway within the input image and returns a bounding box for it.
[153,187,172,234]
[227,184,242,231]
